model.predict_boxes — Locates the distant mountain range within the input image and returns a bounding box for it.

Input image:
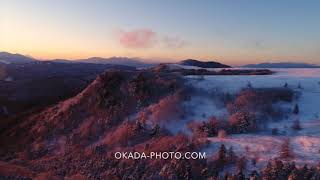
[0,52,152,68]
[179,59,231,68]
[243,62,320,68]
[1,52,232,69]
[3,52,320,70]
[77,57,151,68]
[0,52,35,64]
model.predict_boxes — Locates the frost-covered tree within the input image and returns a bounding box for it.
[279,138,294,159]
[229,111,257,133]
[218,129,227,138]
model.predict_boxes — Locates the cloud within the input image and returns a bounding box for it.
[163,36,188,48]
[118,29,157,48]
[253,40,267,50]
[116,28,187,49]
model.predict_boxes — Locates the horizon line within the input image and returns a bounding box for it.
[1,51,319,66]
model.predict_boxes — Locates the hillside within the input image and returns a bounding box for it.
[0,52,35,64]
[1,68,320,179]
[0,62,135,119]
[0,70,199,179]
[180,59,231,68]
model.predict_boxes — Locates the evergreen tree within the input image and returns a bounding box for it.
[272,128,279,135]
[227,146,237,163]
[218,144,227,162]
[216,144,227,169]
[236,156,247,173]
[291,119,302,130]
[293,104,299,114]
[288,169,299,180]
[251,158,257,167]
[262,161,273,179]
[249,170,260,180]
[150,124,160,136]
[235,170,245,180]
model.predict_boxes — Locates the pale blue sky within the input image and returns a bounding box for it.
[1,0,320,65]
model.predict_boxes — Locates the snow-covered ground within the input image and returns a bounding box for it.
[186,68,320,166]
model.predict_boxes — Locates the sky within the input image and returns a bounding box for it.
[1,0,320,65]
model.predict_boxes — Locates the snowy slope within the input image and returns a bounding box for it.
[186,68,320,166]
